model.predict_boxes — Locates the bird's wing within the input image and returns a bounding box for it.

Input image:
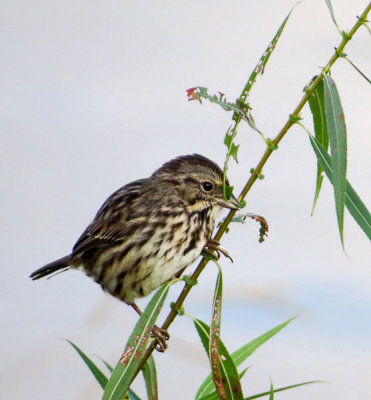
[72,179,147,254]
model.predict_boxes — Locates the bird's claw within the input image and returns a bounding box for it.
[151,325,170,352]
[204,239,233,263]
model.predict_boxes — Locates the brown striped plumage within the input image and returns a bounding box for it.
[30,154,240,349]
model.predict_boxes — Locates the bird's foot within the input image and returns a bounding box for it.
[130,302,170,352]
[151,325,170,352]
[203,239,233,262]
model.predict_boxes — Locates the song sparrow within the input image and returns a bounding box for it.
[30,154,241,350]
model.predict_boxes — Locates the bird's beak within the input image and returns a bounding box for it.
[217,193,242,210]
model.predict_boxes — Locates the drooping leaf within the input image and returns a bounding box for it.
[323,74,347,248]
[142,356,158,400]
[324,0,343,35]
[103,284,170,400]
[308,79,329,214]
[309,135,371,240]
[194,319,242,400]
[218,213,269,243]
[66,339,108,390]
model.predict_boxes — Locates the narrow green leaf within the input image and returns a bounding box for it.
[99,357,113,373]
[142,356,158,400]
[237,5,296,106]
[66,339,108,390]
[194,319,242,400]
[196,318,294,399]
[194,319,217,398]
[362,20,371,36]
[128,389,143,400]
[200,380,322,400]
[231,317,294,366]
[344,56,371,84]
[309,135,371,240]
[239,368,249,380]
[196,369,248,400]
[198,392,220,400]
[198,392,219,400]
[269,381,274,400]
[244,380,323,400]
[308,79,329,214]
[103,284,170,400]
[209,270,244,400]
[324,0,342,35]
[209,271,226,399]
[323,74,347,247]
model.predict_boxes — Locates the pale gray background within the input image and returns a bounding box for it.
[1,0,370,399]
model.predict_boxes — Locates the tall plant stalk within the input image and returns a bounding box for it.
[131,2,371,380]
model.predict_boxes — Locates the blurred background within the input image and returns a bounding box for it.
[1,0,370,398]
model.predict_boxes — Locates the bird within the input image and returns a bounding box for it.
[30,154,241,351]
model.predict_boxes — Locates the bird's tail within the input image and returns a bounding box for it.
[30,255,72,280]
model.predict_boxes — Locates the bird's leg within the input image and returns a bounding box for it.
[130,302,170,352]
[171,266,187,280]
[204,239,233,262]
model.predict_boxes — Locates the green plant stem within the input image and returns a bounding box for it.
[131,2,370,381]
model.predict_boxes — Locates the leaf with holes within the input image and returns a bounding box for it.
[196,317,295,399]
[209,270,244,399]
[103,283,170,400]
[194,318,242,400]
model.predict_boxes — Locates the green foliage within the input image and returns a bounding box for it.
[224,130,240,163]
[322,75,347,247]
[195,311,296,399]
[65,2,370,399]
[219,213,269,243]
[186,88,251,122]
[244,381,324,400]
[66,340,109,390]
[324,0,343,35]
[236,5,296,107]
[342,56,371,84]
[269,382,274,400]
[142,356,158,400]
[308,79,329,214]
[309,135,371,240]
[103,283,169,400]
[209,267,244,399]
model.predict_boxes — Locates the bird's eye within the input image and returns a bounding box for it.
[202,181,214,191]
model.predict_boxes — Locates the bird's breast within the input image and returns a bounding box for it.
[82,206,219,304]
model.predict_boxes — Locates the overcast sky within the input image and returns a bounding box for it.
[1,0,370,399]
